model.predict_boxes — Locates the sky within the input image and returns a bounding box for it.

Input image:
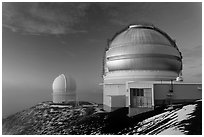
[2,2,202,117]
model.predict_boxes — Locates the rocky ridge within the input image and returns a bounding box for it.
[2,100,202,135]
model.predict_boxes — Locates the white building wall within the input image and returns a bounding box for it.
[103,81,202,114]
[154,83,202,100]
[103,84,126,109]
[52,92,76,103]
[128,82,153,88]
[107,95,126,107]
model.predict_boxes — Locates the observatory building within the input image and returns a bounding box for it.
[102,24,201,116]
[52,74,76,103]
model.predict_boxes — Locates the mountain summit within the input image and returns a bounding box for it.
[2,100,201,135]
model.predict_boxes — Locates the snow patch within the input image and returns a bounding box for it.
[50,105,72,108]
[158,127,184,135]
[134,104,197,135]
[175,104,196,122]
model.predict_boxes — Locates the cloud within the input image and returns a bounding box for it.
[96,3,160,26]
[181,45,202,82]
[2,2,90,35]
[182,45,202,64]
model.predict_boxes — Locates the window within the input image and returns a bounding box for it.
[136,89,144,96]
[130,88,144,96]
[133,89,137,96]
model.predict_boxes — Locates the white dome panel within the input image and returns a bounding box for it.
[52,74,76,103]
[52,74,66,93]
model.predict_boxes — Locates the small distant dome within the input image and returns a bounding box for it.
[52,74,66,93]
[52,74,76,103]
[52,74,76,93]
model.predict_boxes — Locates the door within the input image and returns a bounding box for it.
[130,88,152,107]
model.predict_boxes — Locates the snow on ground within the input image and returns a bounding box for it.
[158,127,184,135]
[195,99,202,102]
[50,105,72,108]
[93,107,105,114]
[134,103,197,135]
[176,104,196,122]
[82,104,98,107]
[3,100,201,135]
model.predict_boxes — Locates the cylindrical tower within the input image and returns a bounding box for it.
[52,74,76,103]
[103,24,183,83]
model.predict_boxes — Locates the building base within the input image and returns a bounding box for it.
[154,99,199,106]
[103,104,123,112]
[128,107,154,117]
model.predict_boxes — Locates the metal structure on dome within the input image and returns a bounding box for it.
[52,74,76,103]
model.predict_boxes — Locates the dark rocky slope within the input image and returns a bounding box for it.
[2,100,202,135]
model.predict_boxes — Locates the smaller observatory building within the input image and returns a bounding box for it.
[102,24,202,116]
[52,74,76,103]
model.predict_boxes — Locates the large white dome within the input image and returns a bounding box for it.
[103,24,183,83]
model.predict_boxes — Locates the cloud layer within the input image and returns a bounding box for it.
[95,3,161,26]
[2,3,90,35]
[2,3,164,35]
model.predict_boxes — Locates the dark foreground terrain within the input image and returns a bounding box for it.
[2,100,202,135]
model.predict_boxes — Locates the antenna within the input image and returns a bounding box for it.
[176,71,183,82]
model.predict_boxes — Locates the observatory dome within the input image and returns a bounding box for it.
[52,74,76,93]
[52,74,76,103]
[104,24,182,83]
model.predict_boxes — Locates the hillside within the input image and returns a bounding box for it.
[2,100,202,135]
